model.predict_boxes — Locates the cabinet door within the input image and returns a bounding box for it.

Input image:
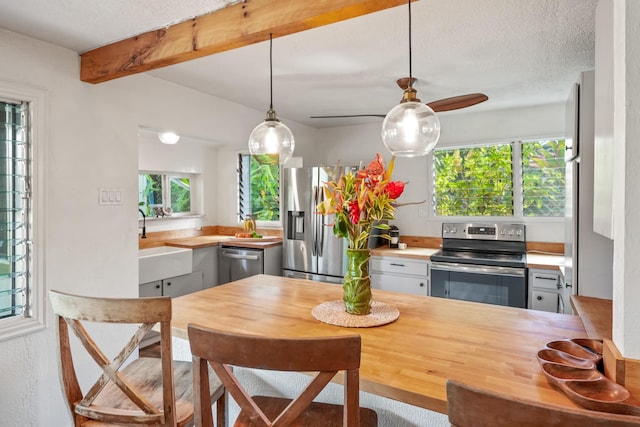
[139,280,162,297]
[531,289,559,313]
[371,272,428,296]
[163,271,204,298]
[193,247,218,289]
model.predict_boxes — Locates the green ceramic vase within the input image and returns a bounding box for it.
[343,249,372,315]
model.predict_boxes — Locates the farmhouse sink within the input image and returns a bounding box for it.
[138,246,193,284]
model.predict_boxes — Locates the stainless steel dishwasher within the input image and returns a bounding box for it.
[218,246,264,284]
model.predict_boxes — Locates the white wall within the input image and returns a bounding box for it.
[315,103,567,242]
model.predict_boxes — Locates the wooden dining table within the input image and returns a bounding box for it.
[169,274,587,416]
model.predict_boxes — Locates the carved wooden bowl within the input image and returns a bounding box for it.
[537,338,640,416]
[537,348,596,370]
[546,340,602,363]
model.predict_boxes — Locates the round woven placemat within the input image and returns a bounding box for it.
[311,300,399,328]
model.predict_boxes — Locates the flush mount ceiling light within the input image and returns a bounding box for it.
[381,0,440,157]
[158,131,180,145]
[248,33,295,163]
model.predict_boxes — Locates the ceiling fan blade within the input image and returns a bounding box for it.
[310,114,386,119]
[427,93,489,112]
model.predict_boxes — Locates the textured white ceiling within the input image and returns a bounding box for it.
[0,0,597,128]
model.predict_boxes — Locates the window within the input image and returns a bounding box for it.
[521,139,566,217]
[237,154,280,222]
[433,139,565,218]
[138,172,192,216]
[0,82,46,341]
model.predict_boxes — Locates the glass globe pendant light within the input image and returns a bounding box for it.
[381,0,440,157]
[248,33,295,163]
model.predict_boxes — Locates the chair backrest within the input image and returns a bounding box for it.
[188,324,363,426]
[49,290,178,426]
[446,379,640,427]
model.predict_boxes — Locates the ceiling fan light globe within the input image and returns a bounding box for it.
[248,118,295,163]
[381,101,440,157]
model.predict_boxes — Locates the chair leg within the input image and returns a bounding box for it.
[215,391,226,427]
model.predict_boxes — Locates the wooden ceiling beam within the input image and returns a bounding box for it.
[80,0,412,84]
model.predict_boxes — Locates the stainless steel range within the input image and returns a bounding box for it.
[430,223,527,308]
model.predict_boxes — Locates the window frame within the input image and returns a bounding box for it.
[431,138,565,222]
[0,81,47,342]
[237,152,282,228]
[138,171,197,217]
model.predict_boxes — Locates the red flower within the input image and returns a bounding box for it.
[348,200,360,224]
[384,181,405,199]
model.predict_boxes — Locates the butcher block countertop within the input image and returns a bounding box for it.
[170,274,587,414]
[370,246,440,259]
[165,235,282,249]
[371,245,564,271]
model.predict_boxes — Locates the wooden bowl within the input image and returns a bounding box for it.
[562,379,640,415]
[571,338,604,355]
[541,363,603,382]
[537,348,596,370]
[546,340,602,363]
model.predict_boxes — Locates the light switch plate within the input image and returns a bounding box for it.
[99,188,123,206]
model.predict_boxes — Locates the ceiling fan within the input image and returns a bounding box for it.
[310,77,488,119]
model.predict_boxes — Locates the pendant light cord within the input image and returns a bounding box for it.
[408,0,413,87]
[269,33,274,110]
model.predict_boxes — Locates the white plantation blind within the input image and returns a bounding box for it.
[0,99,30,319]
[237,154,251,221]
[521,139,566,217]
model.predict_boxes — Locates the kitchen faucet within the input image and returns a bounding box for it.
[138,209,147,239]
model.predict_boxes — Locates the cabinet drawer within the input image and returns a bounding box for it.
[371,272,428,296]
[530,289,560,313]
[370,257,428,277]
[530,271,560,290]
[139,280,162,297]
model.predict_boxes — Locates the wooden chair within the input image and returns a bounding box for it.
[446,379,640,427]
[187,324,378,427]
[50,290,225,427]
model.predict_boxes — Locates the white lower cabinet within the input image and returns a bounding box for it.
[528,269,563,313]
[370,256,429,296]
[139,270,204,298]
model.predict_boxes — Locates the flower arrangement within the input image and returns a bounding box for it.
[317,153,405,249]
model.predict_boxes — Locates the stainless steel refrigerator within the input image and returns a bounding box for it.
[282,166,357,284]
[564,70,613,308]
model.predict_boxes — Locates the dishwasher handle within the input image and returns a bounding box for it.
[220,251,260,261]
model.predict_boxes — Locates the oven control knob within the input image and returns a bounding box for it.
[508,230,514,235]
[451,227,457,233]
[500,230,506,235]
[444,226,450,234]
[516,230,522,235]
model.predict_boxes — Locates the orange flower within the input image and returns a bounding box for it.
[364,153,385,175]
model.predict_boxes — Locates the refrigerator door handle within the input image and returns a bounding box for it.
[318,188,325,257]
[312,185,318,256]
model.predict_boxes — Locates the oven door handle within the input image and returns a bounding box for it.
[430,262,525,277]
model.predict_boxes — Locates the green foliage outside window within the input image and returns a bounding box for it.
[138,173,192,215]
[170,177,191,213]
[248,154,280,221]
[521,139,565,217]
[434,145,514,216]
